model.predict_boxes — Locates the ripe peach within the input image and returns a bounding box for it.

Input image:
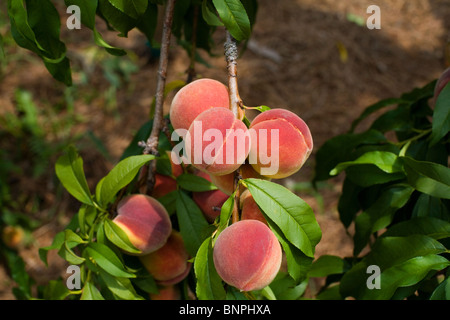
[149,285,181,300]
[249,109,313,179]
[139,230,192,286]
[213,220,282,291]
[143,151,183,198]
[169,78,230,131]
[151,173,178,198]
[240,190,267,225]
[192,171,229,223]
[113,194,172,255]
[186,108,250,175]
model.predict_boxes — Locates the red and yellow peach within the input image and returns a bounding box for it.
[213,220,282,291]
[113,194,172,255]
[139,230,191,286]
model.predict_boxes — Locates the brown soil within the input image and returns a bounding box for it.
[0,0,449,299]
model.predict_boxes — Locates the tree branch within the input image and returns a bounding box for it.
[224,31,245,224]
[224,31,245,120]
[141,0,177,194]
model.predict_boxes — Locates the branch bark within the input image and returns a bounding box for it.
[141,0,177,194]
[224,31,244,224]
[224,32,245,120]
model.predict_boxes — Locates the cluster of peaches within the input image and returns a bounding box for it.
[111,78,313,298]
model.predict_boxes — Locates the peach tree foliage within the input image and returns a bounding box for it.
[4,0,324,300]
[5,0,257,86]
[312,79,450,300]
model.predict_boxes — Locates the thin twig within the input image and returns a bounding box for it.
[141,0,177,194]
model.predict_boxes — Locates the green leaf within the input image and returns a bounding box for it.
[136,2,158,43]
[367,254,449,300]
[42,280,71,300]
[381,217,450,240]
[338,179,363,228]
[81,281,105,300]
[244,179,322,258]
[412,194,450,221]
[202,0,224,26]
[4,249,33,299]
[64,0,98,29]
[340,235,449,299]
[25,0,66,60]
[212,0,251,41]
[65,0,125,55]
[353,184,414,255]
[175,190,214,257]
[58,241,85,265]
[85,242,135,278]
[8,0,72,85]
[266,217,313,282]
[99,271,144,300]
[39,231,65,266]
[344,165,406,187]
[176,173,217,192]
[93,28,127,56]
[330,151,403,176]
[156,190,178,215]
[103,219,141,254]
[194,237,227,300]
[402,156,450,200]
[217,194,234,235]
[107,0,148,19]
[308,255,346,278]
[96,154,154,207]
[78,205,98,237]
[430,82,450,146]
[98,0,138,37]
[55,145,94,206]
[270,273,308,300]
[313,129,387,182]
[430,276,450,300]
[350,98,408,132]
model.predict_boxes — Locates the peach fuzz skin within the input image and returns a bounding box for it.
[240,190,268,225]
[169,78,230,131]
[186,107,250,176]
[113,194,172,255]
[213,220,282,292]
[249,108,313,179]
[139,230,191,286]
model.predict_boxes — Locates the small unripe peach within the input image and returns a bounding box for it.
[249,109,313,179]
[169,78,230,131]
[213,220,282,291]
[2,226,25,249]
[186,108,250,176]
[240,190,267,225]
[139,230,191,286]
[192,171,229,223]
[113,194,172,255]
